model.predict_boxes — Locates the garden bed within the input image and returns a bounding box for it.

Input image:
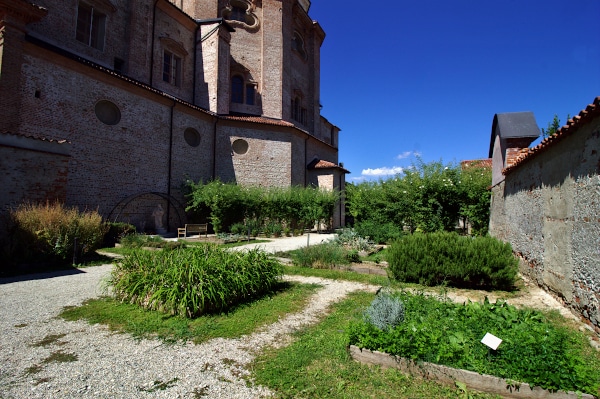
[349,346,595,399]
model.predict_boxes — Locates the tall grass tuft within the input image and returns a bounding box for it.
[3,201,105,265]
[110,244,283,318]
[290,242,350,269]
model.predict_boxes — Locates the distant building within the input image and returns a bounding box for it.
[0,0,347,231]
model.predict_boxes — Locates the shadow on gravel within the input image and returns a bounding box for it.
[0,267,86,285]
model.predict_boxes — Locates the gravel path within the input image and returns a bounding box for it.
[0,265,376,399]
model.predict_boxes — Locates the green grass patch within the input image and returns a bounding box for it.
[60,282,320,344]
[349,291,600,395]
[251,291,500,399]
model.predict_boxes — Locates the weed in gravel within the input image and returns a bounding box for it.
[13,323,28,328]
[31,334,67,347]
[192,386,209,397]
[42,351,77,364]
[137,378,179,392]
[24,365,43,375]
[33,377,51,385]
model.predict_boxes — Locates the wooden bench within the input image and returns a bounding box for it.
[177,223,208,238]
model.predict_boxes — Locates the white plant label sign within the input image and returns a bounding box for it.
[481,333,502,350]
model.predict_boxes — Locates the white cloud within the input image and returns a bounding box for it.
[361,166,404,176]
[396,150,422,160]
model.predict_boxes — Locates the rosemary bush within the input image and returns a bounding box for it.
[110,245,283,317]
[387,232,518,290]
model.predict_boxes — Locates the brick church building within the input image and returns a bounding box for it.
[0,0,347,232]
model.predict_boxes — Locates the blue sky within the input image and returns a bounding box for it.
[309,0,600,182]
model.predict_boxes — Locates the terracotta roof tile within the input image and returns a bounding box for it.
[461,158,492,169]
[307,158,350,173]
[220,115,295,127]
[503,96,600,175]
[1,130,69,144]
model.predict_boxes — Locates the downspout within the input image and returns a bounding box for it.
[304,135,309,186]
[212,117,218,179]
[167,100,175,231]
[150,0,160,85]
[192,22,199,104]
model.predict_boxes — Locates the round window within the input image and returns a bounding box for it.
[94,100,121,125]
[232,139,249,155]
[184,128,201,147]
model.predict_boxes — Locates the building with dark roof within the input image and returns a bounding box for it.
[0,0,347,230]
[489,97,600,331]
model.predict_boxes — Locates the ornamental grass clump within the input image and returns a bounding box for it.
[387,232,518,290]
[110,244,282,318]
[3,201,105,265]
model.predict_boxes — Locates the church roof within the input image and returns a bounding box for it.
[307,158,349,173]
[489,111,540,157]
[503,96,600,174]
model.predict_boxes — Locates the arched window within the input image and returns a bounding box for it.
[230,5,246,22]
[292,31,307,60]
[231,75,244,104]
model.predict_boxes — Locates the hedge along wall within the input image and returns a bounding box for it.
[489,102,600,331]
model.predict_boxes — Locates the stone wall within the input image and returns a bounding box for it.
[489,110,600,330]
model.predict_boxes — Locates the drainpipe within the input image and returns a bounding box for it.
[304,135,309,186]
[192,23,199,104]
[150,0,160,85]
[167,100,175,231]
[212,117,218,180]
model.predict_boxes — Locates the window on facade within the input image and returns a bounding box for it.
[292,96,307,125]
[292,32,307,59]
[76,2,106,50]
[231,75,256,105]
[230,5,246,22]
[163,51,182,86]
[231,76,244,104]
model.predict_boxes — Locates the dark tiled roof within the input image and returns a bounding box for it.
[489,111,540,157]
[503,96,600,174]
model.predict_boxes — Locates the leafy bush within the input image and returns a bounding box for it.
[291,242,350,269]
[110,245,283,317]
[119,234,163,248]
[4,202,105,265]
[364,290,405,331]
[334,228,375,252]
[103,222,136,247]
[229,222,246,235]
[352,221,405,245]
[349,292,599,395]
[387,232,518,290]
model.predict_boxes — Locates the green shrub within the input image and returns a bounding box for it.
[353,220,404,244]
[291,242,350,269]
[110,245,282,317]
[5,202,105,264]
[363,290,405,331]
[387,232,518,290]
[103,222,136,247]
[119,234,163,248]
[349,292,599,395]
[230,222,246,235]
[334,228,374,252]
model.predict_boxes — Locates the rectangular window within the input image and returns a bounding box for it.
[76,3,106,51]
[246,85,255,105]
[163,51,182,86]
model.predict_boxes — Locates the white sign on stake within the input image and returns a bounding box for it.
[481,333,502,350]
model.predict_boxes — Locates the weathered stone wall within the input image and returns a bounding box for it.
[490,115,600,329]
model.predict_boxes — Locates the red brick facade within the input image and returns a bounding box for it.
[0,0,346,231]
